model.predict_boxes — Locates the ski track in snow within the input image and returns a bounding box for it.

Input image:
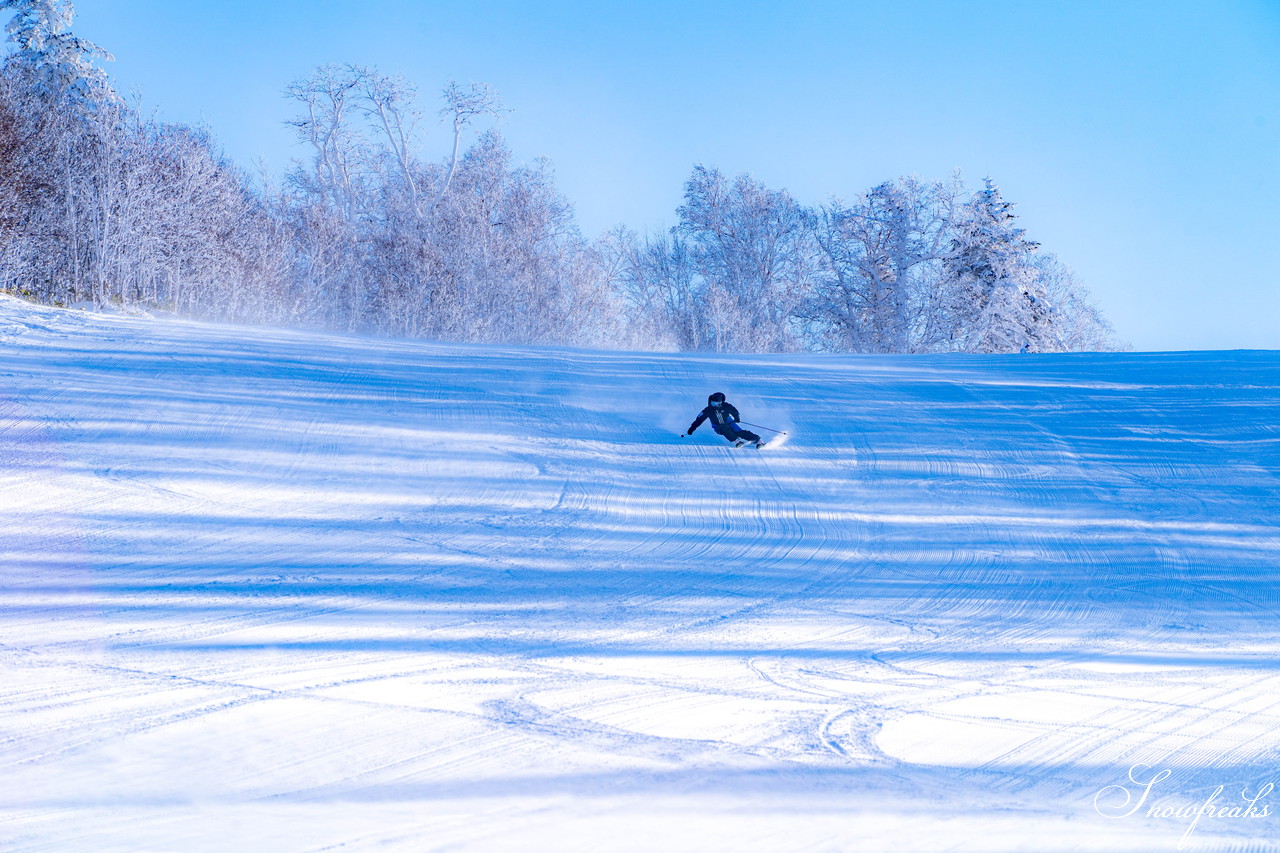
[2,295,1280,851]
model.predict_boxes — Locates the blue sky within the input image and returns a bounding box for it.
[71,0,1280,350]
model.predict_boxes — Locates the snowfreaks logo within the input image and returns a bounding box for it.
[1094,763,1273,849]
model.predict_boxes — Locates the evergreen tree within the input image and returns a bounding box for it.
[1,0,112,108]
[942,178,1060,353]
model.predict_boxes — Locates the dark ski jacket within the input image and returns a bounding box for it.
[688,402,742,436]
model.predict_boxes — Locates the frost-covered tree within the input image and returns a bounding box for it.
[283,64,425,330]
[284,64,373,225]
[279,66,591,342]
[0,0,114,304]
[606,227,700,350]
[1,0,111,108]
[356,68,423,216]
[675,166,814,352]
[1030,252,1124,351]
[432,80,504,215]
[418,131,602,344]
[0,0,285,318]
[810,176,958,352]
[941,178,1061,353]
[0,75,38,247]
[0,6,1118,354]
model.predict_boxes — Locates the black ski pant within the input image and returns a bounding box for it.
[715,426,760,443]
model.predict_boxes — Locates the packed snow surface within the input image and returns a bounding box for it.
[3,295,1279,851]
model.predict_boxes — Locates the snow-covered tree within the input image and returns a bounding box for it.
[0,6,1119,355]
[1030,252,1125,351]
[284,64,373,225]
[607,227,701,350]
[431,80,504,215]
[356,68,423,216]
[941,178,1061,353]
[0,75,37,248]
[810,175,958,352]
[1,0,112,109]
[675,166,814,352]
[417,131,600,345]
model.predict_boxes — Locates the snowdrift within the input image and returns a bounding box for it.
[2,294,1279,851]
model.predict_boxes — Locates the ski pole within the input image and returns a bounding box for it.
[738,421,787,435]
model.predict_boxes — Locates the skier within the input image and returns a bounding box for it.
[684,392,765,448]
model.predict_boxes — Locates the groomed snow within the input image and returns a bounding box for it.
[2,294,1279,851]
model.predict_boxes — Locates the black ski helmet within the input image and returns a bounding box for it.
[708,392,726,404]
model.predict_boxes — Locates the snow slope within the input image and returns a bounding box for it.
[2,294,1279,852]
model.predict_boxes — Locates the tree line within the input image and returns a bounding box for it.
[0,0,1119,353]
